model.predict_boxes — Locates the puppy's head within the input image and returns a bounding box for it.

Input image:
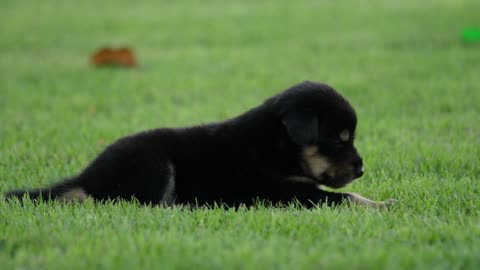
[275,81,364,188]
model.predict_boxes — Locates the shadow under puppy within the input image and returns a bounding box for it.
[5,81,395,208]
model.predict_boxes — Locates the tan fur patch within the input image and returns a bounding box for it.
[59,187,88,202]
[302,146,331,177]
[339,129,349,142]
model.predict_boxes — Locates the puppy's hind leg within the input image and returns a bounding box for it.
[149,161,176,205]
[131,160,176,205]
[82,158,176,206]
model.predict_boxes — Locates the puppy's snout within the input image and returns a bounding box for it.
[353,158,364,178]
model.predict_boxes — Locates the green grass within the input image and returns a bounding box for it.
[1,0,480,269]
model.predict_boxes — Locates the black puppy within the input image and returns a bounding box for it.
[5,81,394,208]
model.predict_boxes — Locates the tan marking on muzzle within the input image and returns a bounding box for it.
[326,164,354,179]
[59,187,88,202]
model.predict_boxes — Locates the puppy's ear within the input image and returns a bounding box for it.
[282,110,318,145]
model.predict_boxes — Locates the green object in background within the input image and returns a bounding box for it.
[462,27,480,42]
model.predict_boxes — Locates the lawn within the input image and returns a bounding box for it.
[1,0,479,269]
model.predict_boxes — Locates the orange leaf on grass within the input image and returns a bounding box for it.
[90,47,137,67]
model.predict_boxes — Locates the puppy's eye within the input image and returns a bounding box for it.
[339,129,350,142]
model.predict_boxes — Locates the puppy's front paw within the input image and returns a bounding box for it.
[376,198,397,209]
[346,193,397,210]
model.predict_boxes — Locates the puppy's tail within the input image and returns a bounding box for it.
[4,177,87,202]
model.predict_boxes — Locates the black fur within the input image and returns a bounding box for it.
[5,81,368,207]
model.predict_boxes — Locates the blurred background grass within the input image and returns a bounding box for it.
[1,0,479,269]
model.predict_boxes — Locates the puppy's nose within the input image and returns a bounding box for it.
[354,165,364,178]
[353,159,364,178]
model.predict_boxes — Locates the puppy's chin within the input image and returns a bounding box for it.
[315,172,357,189]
